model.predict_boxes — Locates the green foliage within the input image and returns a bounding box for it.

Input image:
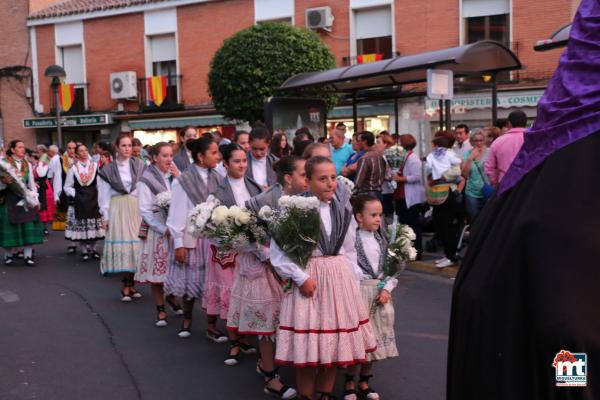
[208,23,338,123]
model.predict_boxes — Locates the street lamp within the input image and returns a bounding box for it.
[44,65,66,148]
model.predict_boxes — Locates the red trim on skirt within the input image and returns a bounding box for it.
[278,319,370,334]
[274,347,377,368]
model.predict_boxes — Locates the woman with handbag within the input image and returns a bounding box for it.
[461,130,491,223]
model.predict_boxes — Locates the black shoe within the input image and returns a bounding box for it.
[155,305,167,327]
[92,251,101,260]
[224,340,242,366]
[24,257,35,266]
[67,246,76,255]
[82,253,90,261]
[178,318,192,338]
[4,255,13,265]
[43,229,49,235]
[16,251,24,259]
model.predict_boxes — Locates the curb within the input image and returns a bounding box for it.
[406,261,458,279]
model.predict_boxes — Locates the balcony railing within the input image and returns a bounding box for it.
[137,75,184,112]
[50,82,89,115]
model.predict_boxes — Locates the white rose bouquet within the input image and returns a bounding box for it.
[0,159,39,209]
[188,195,267,255]
[155,191,171,216]
[259,195,321,269]
[383,145,407,191]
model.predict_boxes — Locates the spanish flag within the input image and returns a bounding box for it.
[147,76,167,107]
[357,53,384,64]
[58,83,75,112]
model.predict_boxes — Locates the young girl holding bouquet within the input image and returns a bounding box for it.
[270,156,377,400]
[166,136,222,338]
[344,195,400,400]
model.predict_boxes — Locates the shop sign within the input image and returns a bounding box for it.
[425,91,544,113]
[23,114,113,128]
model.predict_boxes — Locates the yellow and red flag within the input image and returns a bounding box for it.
[357,53,384,64]
[147,76,167,106]
[58,83,75,112]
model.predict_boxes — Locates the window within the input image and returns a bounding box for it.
[465,14,509,44]
[354,6,393,64]
[148,34,179,106]
[59,45,86,113]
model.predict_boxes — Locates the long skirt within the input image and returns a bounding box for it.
[39,180,55,223]
[275,255,378,367]
[100,195,141,275]
[135,228,170,285]
[360,279,399,361]
[164,238,205,299]
[65,206,105,242]
[0,203,44,248]
[226,251,283,337]
[202,242,236,319]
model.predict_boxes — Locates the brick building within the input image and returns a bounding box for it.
[5,0,579,147]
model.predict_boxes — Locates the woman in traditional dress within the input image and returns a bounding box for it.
[0,140,44,266]
[63,143,105,261]
[166,136,222,338]
[98,134,146,301]
[270,156,377,400]
[135,142,183,327]
[212,144,264,364]
[52,141,77,255]
[33,154,55,235]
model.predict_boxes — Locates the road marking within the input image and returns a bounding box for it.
[0,289,20,303]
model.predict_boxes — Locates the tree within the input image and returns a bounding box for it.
[208,23,338,123]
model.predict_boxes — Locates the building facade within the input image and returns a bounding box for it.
[11,0,578,147]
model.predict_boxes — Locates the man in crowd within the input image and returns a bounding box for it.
[484,110,527,186]
[354,131,387,197]
[47,144,60,182]
[173,126,198,171]
[453,124,473,159]
[330,127,354,175]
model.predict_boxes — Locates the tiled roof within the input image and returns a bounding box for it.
[28,0,175,20]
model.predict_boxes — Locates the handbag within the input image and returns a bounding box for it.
[474,160,494,200]
[426,177,450,206]
[393,151,412,200]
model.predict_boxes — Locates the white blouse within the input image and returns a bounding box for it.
[97,159,138,221]
[270,201,361,287]
[357,230,398,293]
[167,165,208,249]
[0,158,36,192]
[228,176,252,207]
[136,170,171,235]
[51,156,74,202]
[35,163,49,179]
[251,157,268,187]
[63,161,98,198]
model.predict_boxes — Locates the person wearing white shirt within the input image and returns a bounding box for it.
[51,141,77,252]
[97,135,146,302]
[165,136,222,339]
[63,144,104,262]
[134,142,184,328]
[269,156,376,400]
[0,140,44,266]
[344,195,400,400]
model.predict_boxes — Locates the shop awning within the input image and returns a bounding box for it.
[279,40,522,93]
[534,23,571,51]
[128,115,237,130]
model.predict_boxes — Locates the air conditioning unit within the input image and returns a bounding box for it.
[306,7,334,31]
[110,71,137,100]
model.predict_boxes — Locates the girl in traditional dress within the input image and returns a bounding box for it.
[343,195,399,400]
[0,140,44,266]
[270,156,377,400]
[166,136,222,338]
[33,155,55,235]
[245,125,278,190]
[135,142,183,327]
[63,143,105,261]
[98,134,146,302]
[52,141,77,255]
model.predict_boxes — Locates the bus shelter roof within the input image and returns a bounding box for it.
[534,23,571,51]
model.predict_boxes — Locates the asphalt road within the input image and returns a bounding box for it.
[0,233,453,400]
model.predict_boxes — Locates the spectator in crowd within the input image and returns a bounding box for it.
[341,133,364,181]
[330,127,354,175]
[379,133,397,222]
[355,131,387,197]
[99,151,112,169]
[453,124,473,159]
[426,135,462,268]
[393,134,426,259]
[294,127,314,142]
[233,130,250,152]
[132,138,149,164]
[484,110,527,186]
[173,126,198,171]
[269,132,292,158]
[302,142,331,159]
[335,122,347,137]
[292,137,312,157]
[37,144,49,164]
[461,130,491,223]
[494,118,509,133]
[376,131,391,146]
[483,126,502,146]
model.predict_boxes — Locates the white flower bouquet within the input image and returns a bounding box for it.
[188,195,267,255]
[336,175,355,193]
[0,159,39,209]
[259,195,321,269]
[155,191,171,219]
[383,145,406,170]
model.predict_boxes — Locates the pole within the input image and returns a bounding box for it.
[438,99,444,130]
[53,80,63,148]
[352,92,358,135]
[445,99,452,131]
[394,97,399,135]
[491,73,498,124]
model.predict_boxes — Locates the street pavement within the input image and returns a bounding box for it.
[0,233,453,400]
